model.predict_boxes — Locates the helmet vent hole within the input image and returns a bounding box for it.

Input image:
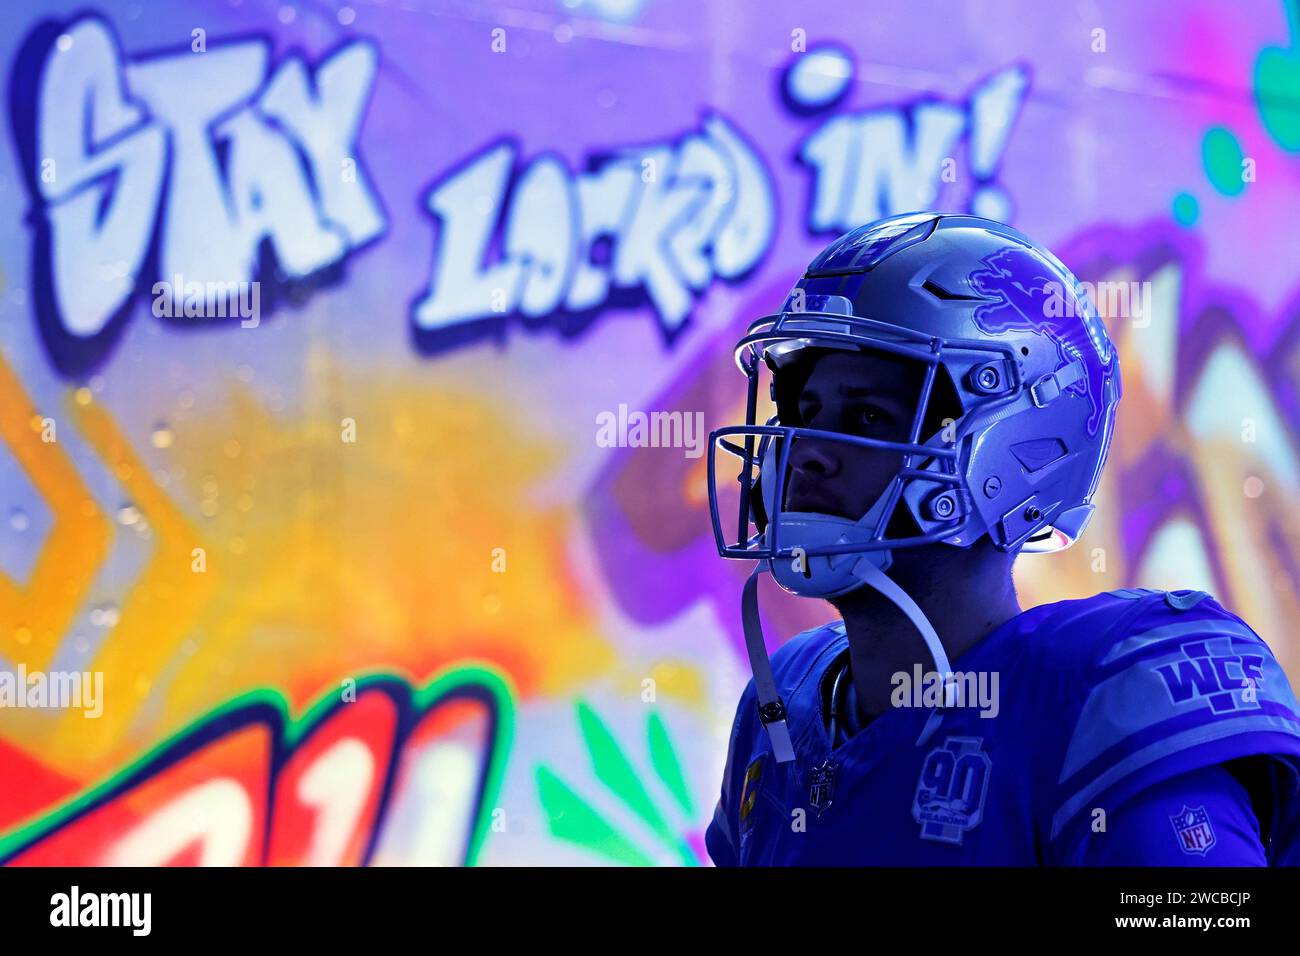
[1020,346,1030,356]
[920,279,984,302]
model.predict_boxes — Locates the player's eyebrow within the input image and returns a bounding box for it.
[837,384,909,408]
[798,384,909,413]
[838,384,880,398]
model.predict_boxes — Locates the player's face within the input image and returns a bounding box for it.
[783,350,927,521]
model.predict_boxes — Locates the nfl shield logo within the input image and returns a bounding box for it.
[808,759,837,815]
[1170,805,1216,856]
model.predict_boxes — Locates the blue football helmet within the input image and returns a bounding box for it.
[707,213,1122,762]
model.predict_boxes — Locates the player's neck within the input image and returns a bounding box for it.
[828,547,1021,720]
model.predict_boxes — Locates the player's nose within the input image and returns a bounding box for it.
[788,436,841,478]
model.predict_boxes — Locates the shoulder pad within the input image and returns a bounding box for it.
[1050,590,1300,841]
[769,620,845,692]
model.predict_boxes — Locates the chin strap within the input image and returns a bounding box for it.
[741,565,796,763]
[850,557,957,712]
[741,559,958,764]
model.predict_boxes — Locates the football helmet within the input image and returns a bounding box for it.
[707,213,1121,761]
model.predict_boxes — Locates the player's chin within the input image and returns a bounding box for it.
[784,483,864,519]
[784,497,856,520]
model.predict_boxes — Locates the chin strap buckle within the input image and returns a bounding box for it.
[759,707,796,764]
[757,699,795,764]
[758,700,787,724]
[1029,359,1086,408]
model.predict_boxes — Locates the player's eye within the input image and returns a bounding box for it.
[855,404,892,428]
[795,399,820,426]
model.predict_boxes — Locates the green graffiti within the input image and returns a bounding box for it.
[536,702,699,865]
[1202,127,1246,197]
[1255,0,1300,151]
[1172,191,1200,227]
[535,766,656,866]
[648,710,694,816]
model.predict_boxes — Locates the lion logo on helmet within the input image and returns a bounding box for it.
[969,246,1118,438]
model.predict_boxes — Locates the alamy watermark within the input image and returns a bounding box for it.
[1046,280,1154,327]
[151,273,261,327]
[595,404,706,459]
[0,666,103,718]
[50,886,151,936]
[891,665,999,718]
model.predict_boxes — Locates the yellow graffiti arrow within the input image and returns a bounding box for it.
[0,354,110,670]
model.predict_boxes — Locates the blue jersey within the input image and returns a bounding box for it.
[705,588,1300,865]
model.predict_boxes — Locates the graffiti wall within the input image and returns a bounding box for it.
[0,0,1298,865]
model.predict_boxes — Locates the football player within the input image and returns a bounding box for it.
[703,213,1300,865]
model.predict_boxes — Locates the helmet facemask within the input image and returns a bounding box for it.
[708,313,992,599]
